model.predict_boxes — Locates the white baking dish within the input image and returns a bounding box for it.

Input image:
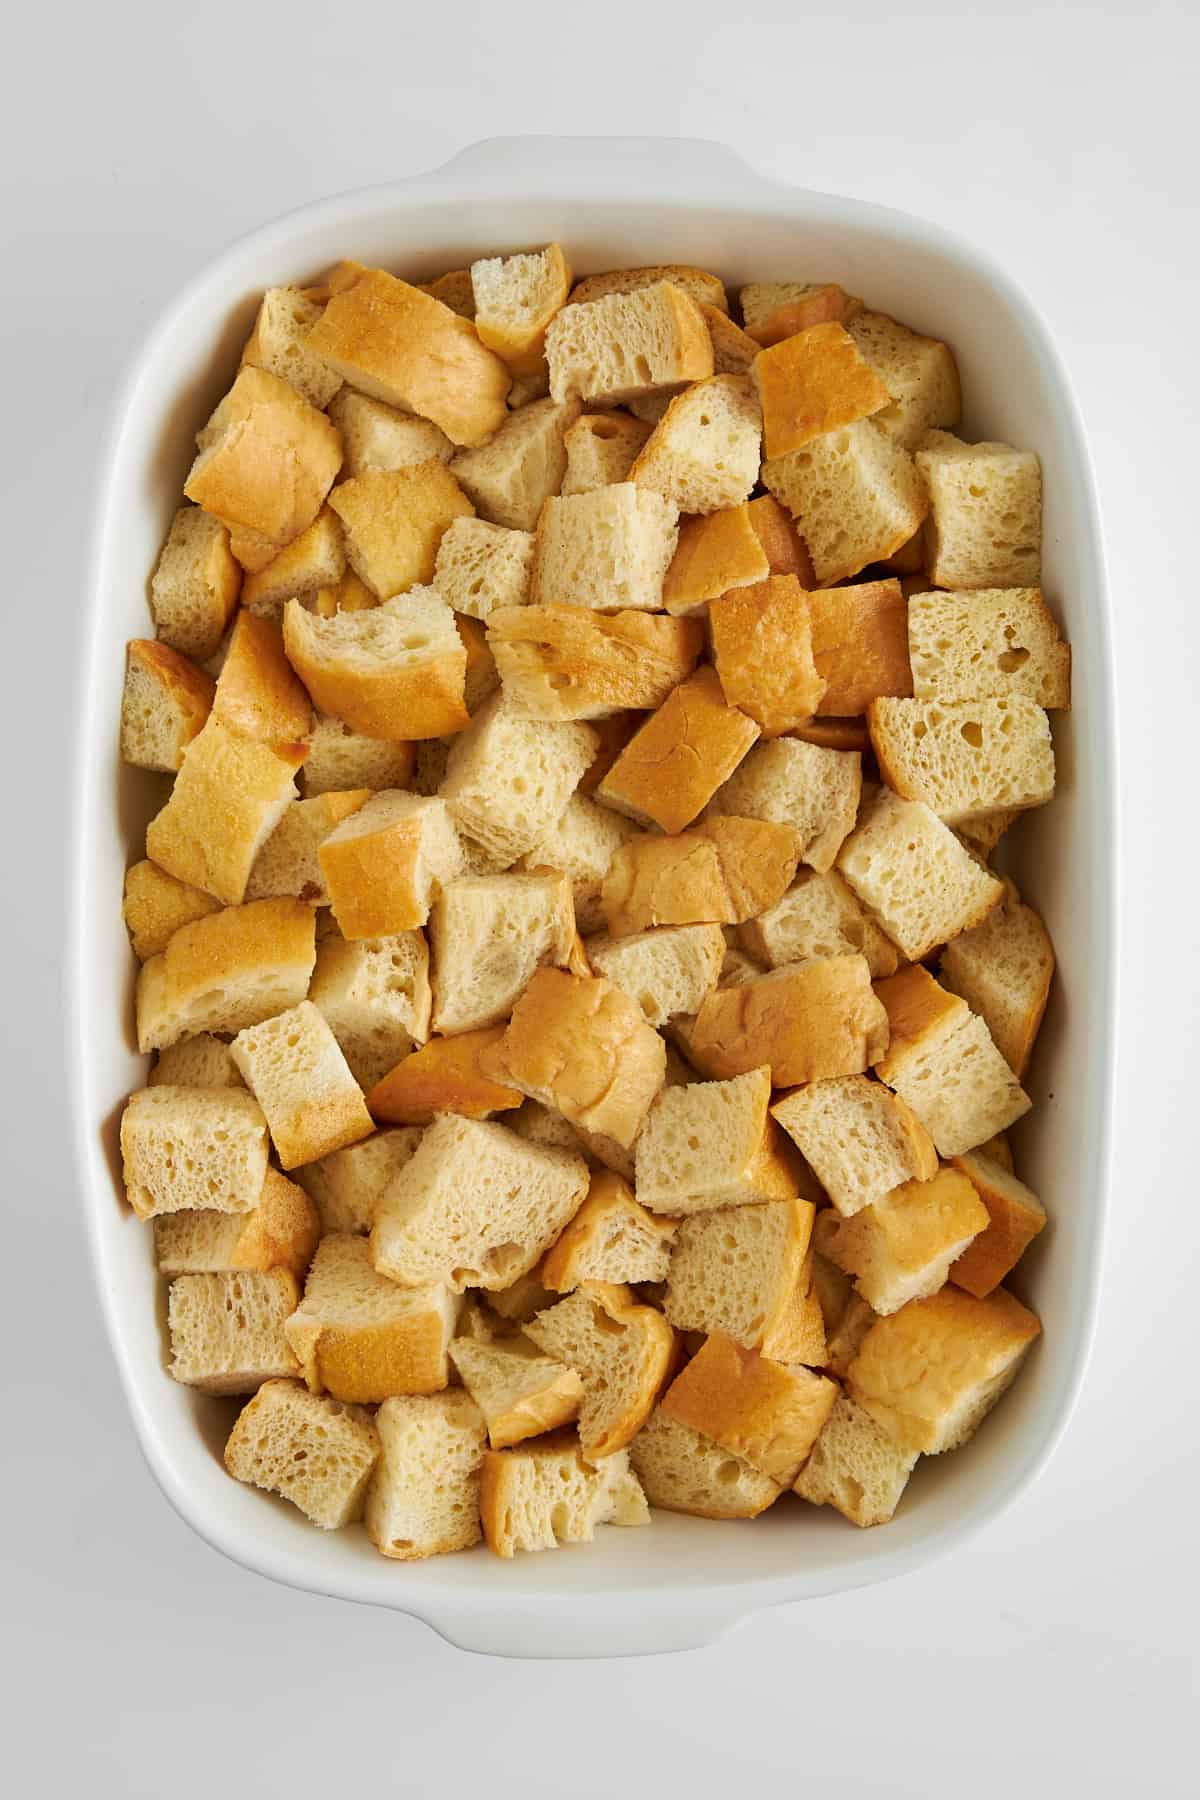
[71,136,1116,1659]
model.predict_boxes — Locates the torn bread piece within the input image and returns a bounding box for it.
[471,243,572,375]
[567,265,728,313]
[807,578,912,717]
[185,365,342,547]
[284,588,468,739]
[681,956,890,1086]
[318,790,464,938]
[432,516,533,620]
[451,396,579,532]
[709,575,825,735]
[907,586,1070,710]
[868,694,1055,825]
[600,816,803,936]
[240,285,343,408]
[740,280,862,348]
[327,461,473,600]
[709,737,861,875]
[327,389,454,477]
[245,790,369,904]
[241,508,346,617]
[949,1150,1047,1298]
[295,1126,425,1236]
[813,1166,988,1315]
[439,691,597,864]
[488,603,702,721]
[662,1195,816,1352]
[739,868,899,979]
[585,923,725,1029]
[794,1394,918,1527]
[753,321,890,457]
[134,897,316,1052]
[448,1337,583,1448]
[300,713,414,795]
[517,792,638,934]
[846,309,961,449]
[661,503,770,616]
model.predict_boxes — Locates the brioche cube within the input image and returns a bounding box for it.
[231,1000,373,1169]
[546,280,713,405]
[318,790,464,938]
[365,1391,488,1559]
[684,956,890,1087]
[471,243,572,374]
[480,1433,648,1556]
[710,737,861,874]
[240,285,342,408]
[600,816,802,936]
[916,430,1042,588]
[448,1337,583,1448]
[814,1167,988,1315]
[517,793,638,933]
[301,712,415,795]
[365,1026,523,1125]
[702,304,765,374]
[846,310,961,449]
[225,1380,380,1529]
[285,1233,459,1402]
[211,610,313,746]
[848,1284,1041,1454]
[439,691,597,864]
[771,1074,937,1218]
[542,1170,678,1292]
[739,868,899,979]
[120,639,214,772]
[149,506,241,658]
[488,603,702,724]
[327,388,454,476]
[635,1066,799,1216]
[371,1113,589,1292]
[568,265,728,312]
[874,965,1031,1156]
[753,322,891,457]
[709,576,824,735]
[120,1085,268,1220]
[123,858,220,961]
[585,923,725,1028]
[663,1195,815,1353]
[908,585,1069,712]
[806,578,913,717]
[245,790,369,904]
[596,667,761,832]
[949,1150,1047,1297]
[825,1292,879,1379]
[432,516,533,621]
[530,482,679,614]
[794,1394,918,1527]
[745,493,816,583]
[154,1168,320,1280]
[167,1268,300,1393]
[939,883,1055,1077]
[740,280,862,348]
[630,1409,781,1518]
[450,394,579,532]
[868,694,1055,825]
[561,410,653,494]
[661,504,770,616]
[185,366,342,546]
[134,896,316,1052]
[308,930,431,1089]
[630,374,762,515]
[661,1331,838,1484]
[837,789,1003,962]
[150,1033,244,1089]
[525,1282,675,1459]
[481,967,666,1150]
[295,1126,424,1235]
[428,872,575,1033]
[304,267,510,447]
[763,418,928,586]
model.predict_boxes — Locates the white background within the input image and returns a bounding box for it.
[2,2,1197,1793]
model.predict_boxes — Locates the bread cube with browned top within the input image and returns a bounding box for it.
[709,575,825,735]
[525,1282,675,1460]
[683,955,890,1087]
[949,1150,1047,1297]
[807,578,913,717]
[231,1000,372,1169]
[938,881,1055,1078]
[753,321,891,457]
[740,280,862,347]
[600,816,803,936]
[284,1233,460,1402]
[134,896,316,1053]
[772,1074,937,1218]
[709,737,861,874]
[240,508,347,617]
[542,1170,679,1292]
[185,365,342,549]
[814,1166,988,1315]
[448,1337,583,1449]
[120,639,214,772]
[487,604,703,721]
[150,505,241,659]
[596,666,760,832]
[365,1026,523,1125]
[763,419,928,587]
[318,790,464,938]
[471,243,572,374]
[661,1331,838,1484]
[153,1167,319,1281]
[661,504,770,616]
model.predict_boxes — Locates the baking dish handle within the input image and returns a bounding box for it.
[420,1598,747,1660]
[417,134,773,204]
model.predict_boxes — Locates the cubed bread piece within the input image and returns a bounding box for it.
[488,604,702,725]
[212,610,313,746]
[245,790,369,904]
[429,871,576,1033]
[448,1337,583,1448]
[240,285,342,408]
[874,965,1031,1156]
[814,1167,988,1315]
[825,1292,879,1380]
[239,508,346,618]
[763,419,928,586]
[185,366,342,545]
[739,868,900,979]
[327,388,454,475]
[635,1066,799,1215]
[439,691,597,863]
[546,281,713,405]
[149,506,241,658]
[365,1026,524,1125]
[837,789,1003,962]
[471,243,572,374]
[225,1379,379,1528]
[304,268,510,446]
[701,304,762,374]
[661,504,770,616]
[308,929,431,1089]
[915,431,1042,588]
[868,694,1055,824]
[599,816,803,935]
[846,310,961,449]
[684,956,890,1086]
[568,266,728,312]
[231,1000,371,1169]
[524,1282,675,1459]
[517,793,639,933]
[629,373,762,516]
[740,280,862,348]
[450,395,579,532]
[318,790,464,937]
[301,713,415,794]
[908,585,1069,711]
[432,516,533,620]
[585,923,725,1028]
[630,1409,781,1518]
[480,1432,648,1556]
[794,1394,918,1527]
[120,639,214,772]
[709,576,824,734]
[663,1195,816,1351]
[542,1170,678,1292]
[323,462,472,604]
[771,1074,937,1218]
[134,897,315,1052]
[120,1085,268,1220]
[153,1168,320,1279]
[295,1126,424,1235]
[285,1233,459,1402]
[661,1331,838,1484]
[145,716,304,905]
[807,578,913,716]
[709,737,861,874]
[372,1113,588,1291]
[848,1284,1041,1453]
[365,1390,488,1559]
[167,1268,300,1393]
[596,666,761,831]
[949,1150,1047,1297]
[418,268,476,317]
[530,481,679,613]
[122,859,221,961]
[938,883,1055,1077]
[150,1034,244,1089]
[753,322,890,457]
[745,493,816,583]
[561,410,653,494]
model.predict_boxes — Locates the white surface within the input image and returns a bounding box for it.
[78,136,1114,1657]
[2,0,1197,1788]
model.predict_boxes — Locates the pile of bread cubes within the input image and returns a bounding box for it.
[118,245,1065,1562]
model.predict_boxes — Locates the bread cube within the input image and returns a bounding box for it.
[794,1394,918,1527]
[662,1195,816,1352]
[739,868,899,979]
[480,1433,648,1556]
[740,280,862,347]
[908,585,1069,711]
[448,1337,583,1449]
[949,1150,1047,1297]
[684,955,890,1087]
[304,267,510,447]
[327,388,454,476]
[134,897,316,1052]
[848,1284,1041,1454]
[939,883,1055,1077]
[365,1391,488,1559]
[709,576,825,735]
[450,395,579,531]
[585,923,725,1028]
[753,322,891,457]
[371,1113,589,1291]
[915,430,1042,588]
[763,418,928,586]
[745,493,816,583]
[239,285,342,408]
[185,366,342,546]
[149,1033,244,1089]
[771,1073,937,1218]
[428,871,575,1033]
[432,516,533,621]
[872,692,1055,826]
[120,639,214,772]
[245,790,369,904]
[225,1379,380,1529]
[630,374,762,514]
[488,603,702,723]
[149,505,241,659]
[561,410,653,494]
[530,482,679,613]
[323,462,472,604]
[295,1126,424,1235]
[600,816,802,936]
[546,280,713,405]
[153,1166,319,1281]
[318,790,464,938]
[661,504,770,616]
[661,1331,838,1484]
[232,1000,373,1169]
[596,666,760,832]
[630,1409,781,1518]
[212,610,313,746]
[846,310,961,449]
[236,508,345,618]
[525,1282,675,1460]
[301,712,415,795]
[471,243,572,374]
[635,1066,799,1215]
[365,1026,524,1125]
[542,1170,678,1292]
[517,793,638,933]
[806,578,913,717]
[837,789,1003,962]
[439,691,597,864]
[285,1233,459,1402]
[710,737,861,874]
[308,929,431,1089]
[167,1269,300,1393]
[568,265,728,312]
[702,303,765,374]
[120,1085,268,1220]
[123,859,221,961]
[814,1167,988,1315]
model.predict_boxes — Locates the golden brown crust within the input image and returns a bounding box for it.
[684,957,890,1086]
[486,604,704,719]
[122,639,215,769]
[807,579,913,718]
[185,366,343,545]
[753,322,890,457]
[541,1170,678,1292]
[872,965,966,1084]
[661,505,769,616]
[745,494,816,584]
[136,898,316,1053]
[122,859,222,962]
[700,304,763,373]
[760,1253,829,1363]
[212,610,313,746]
[709,576,826,735]
[283,599,468,742]
[366,1027,524,1125]
[600,815,802,936]
[567,265,728,313]
[661,1331,839,1482]
[596,667,760,832]
[232,1169,322,1279]
[948,1152,1046,1297]
[327,462,474,600]
[474,243,572,375]
[742,282,863,348]
[418,269,477,318]
[790,717,871,753]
